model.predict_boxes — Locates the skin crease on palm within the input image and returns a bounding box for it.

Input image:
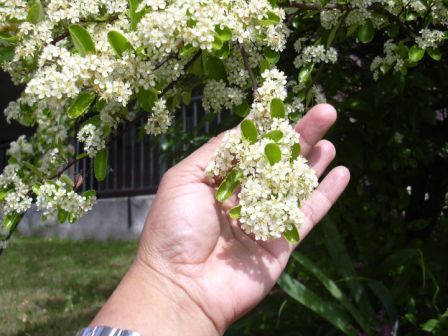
[90,103,351,336]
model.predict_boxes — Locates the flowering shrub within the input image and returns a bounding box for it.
[0,0,447,246]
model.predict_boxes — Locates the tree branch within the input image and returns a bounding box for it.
[239,44,258,96]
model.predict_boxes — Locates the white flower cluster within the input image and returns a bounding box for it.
[36,180,95,219]
[7,135,33,163]
[370,40,405,80]
[203,80,244,114]
[145,98,172,135]
[77,124,105,158]
[415,29,446,50]
[320,9,343,30]
[0,0,28,24]
[206,70,318,241]
[0,166,32,216]
[294,45,338,69]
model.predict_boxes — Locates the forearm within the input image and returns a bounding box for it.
[90,260,220,336]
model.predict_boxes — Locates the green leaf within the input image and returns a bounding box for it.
[182,90,192,105]
[179,44,197,58]
[427,48,442,61]
[129,0,145,30]
[278,273,358,336]
[60,174,74,188]
[283,225,299,243]
[322,219,375,319]
[3,212,22,231]
[233,100,250,118]
[0,32,19,44]
[216,170,243,203]
[57,207,69,224]
[82,189,97,198]
[260,12,281,26]
[32,184,41,195]
[212,36,224,51]
[27,0,45,23]
[263,130,283,142]
[0,46,15,64]
[240,119,258,143]
[0,188,11,202]
[421,319,439,333]
[270,98,285,118]
[298,64,314,84]
[345,278,398,321]
[259,59,271,74]
[215,41,230,59]
[263,47,280,64]
[188,52,204,76]
[81,115,101,129]
[291,142,301,161]
[357,20,375,44]
[67,92,96,119]
[68,24,96,56]
[68,212,77,224]
[215,25,232,42]
[107,31,133,57]
[408,45,425,63]
[137,88,158,112]
[264,143,282,165]
[229,205,242,219]
[204,55,227,81]
[326,14,344,48]
[292,253,372,334]
[94,148,109,182]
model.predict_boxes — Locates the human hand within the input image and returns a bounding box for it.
[90,104,350,335]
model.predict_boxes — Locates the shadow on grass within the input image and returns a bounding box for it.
[14,280,117,336]
[15,307,98,336]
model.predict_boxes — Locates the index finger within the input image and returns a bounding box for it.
[295,104,337,156]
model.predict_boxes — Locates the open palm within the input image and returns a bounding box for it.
[134,104,350,333]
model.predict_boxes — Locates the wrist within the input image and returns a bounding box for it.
[90,259,220,336]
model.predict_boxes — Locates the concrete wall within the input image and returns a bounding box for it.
[18,195,155,240]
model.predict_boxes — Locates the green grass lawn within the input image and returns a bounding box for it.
[0,236,311,336]
[0,236,138,336]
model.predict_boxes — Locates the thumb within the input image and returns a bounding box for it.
[172,132,227,182]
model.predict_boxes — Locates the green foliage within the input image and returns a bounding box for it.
[94,148,109,182]
[263,130,283,142]
[233,100,250,118]
[283,226,300,244]
[27,0,45,23]
[107,31,133,57]
[137,88,158,112]
[264,143,282,165]
[357,20,375,44]
[278,272,357,335]
[240,119,258,143]
[68,24,96,56]
[216,169,243,203]
[229,205,242,219]
[229,4,448,334]
[3,212,22,231]
[67,92,96,119]
[270,98,285,118]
